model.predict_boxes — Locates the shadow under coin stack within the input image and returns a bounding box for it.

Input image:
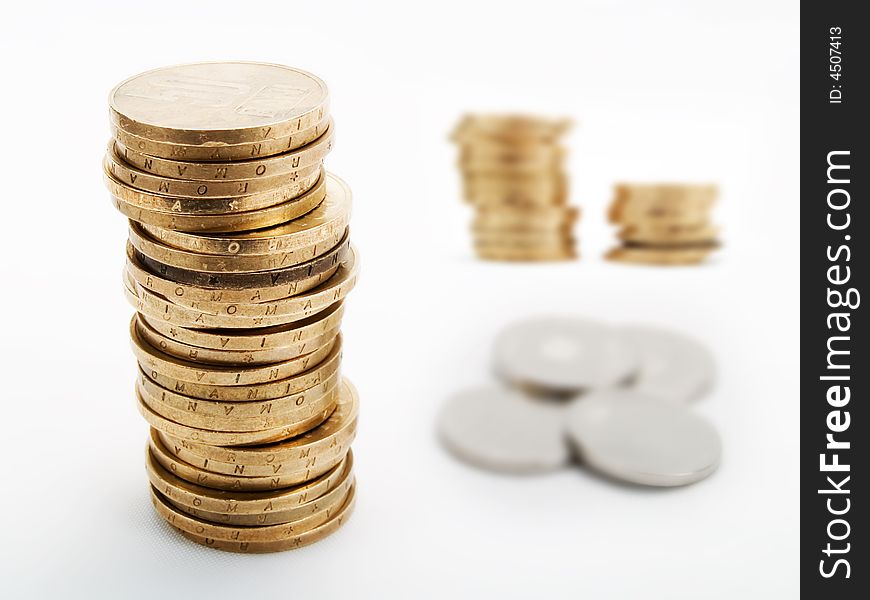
[104,62,359,553]
[452,115,578,261]
[606,183,720,265]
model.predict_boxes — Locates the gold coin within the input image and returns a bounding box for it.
[106,167,317,215]
[124,269,338,329]
[130,319,336,386]
[457,136,564,156]
[110,62,329,146]
[149,427,345,491]
[124,247,342,314]
[608,203,714,227]
[153,475,352,537]
[140,174,352,256]
[129,221,346,274]
[476,246,577,262]
[473,230,575,245]
[162,378,359,470]
[161,453,354,526]
[613,183,718,205]
[138,386,335,446]
[618,223,719,244]
[472,225,575,239]
[139,336,341,401]
[114,121,334,181]
[136,315,339,365]
[605,245,715,265]
[111,119,329,162]
[161,402,356,476]
[464,175,568,207]
[473,205,578,228]
[609,184,718,224]
[452,114,571,142]
[166,484,355,553]
[137,367,341,420]
[140,301,344,352]
[111,168,327,232]
[460,161,561,177]
[125,245,358,314]
[132,230,349,289]
[139,373,339,433]
[474,236,575,250]
[145,442,353,514]
[106,145,322,198]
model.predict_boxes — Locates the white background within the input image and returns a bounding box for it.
[0,1,799,598]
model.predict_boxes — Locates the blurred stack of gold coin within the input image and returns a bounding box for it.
[606,183,720,265]
[105,62,359,553]
[452,114,578,261]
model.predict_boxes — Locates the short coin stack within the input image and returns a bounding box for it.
[105,62,359,553]
[606,183,720,265]
[451,114,578,261]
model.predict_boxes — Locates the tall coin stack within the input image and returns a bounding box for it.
[104,62,359,553]
[606,183,720,265]
[452,115,578,261]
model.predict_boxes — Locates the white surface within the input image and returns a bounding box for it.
[0,1,799,598]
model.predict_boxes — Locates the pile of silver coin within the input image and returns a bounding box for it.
[438,317,722,486]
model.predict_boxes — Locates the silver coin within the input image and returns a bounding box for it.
[492,317,638,394]
[565,390,721,486]
[622,326,716,403]
[438,386,570,473]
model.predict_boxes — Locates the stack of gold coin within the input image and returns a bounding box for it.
[606,183,720,265]
[452,114,578,261]
[105,62,359,553]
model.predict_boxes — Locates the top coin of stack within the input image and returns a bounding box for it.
[606,183,720,265]
[105,62,359,553]
[452,114,578,262]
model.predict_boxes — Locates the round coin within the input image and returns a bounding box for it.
[621,326,716,403]
[124,271,339,329]
[131,319,336,386]
[162,377,359,468]
[137,367,341,420]
[493,317,638,394]
[138,336,341,401]
[136,315,338,365]
[149,427,345,491]
[438,386,570,473]
[475,247,576,262]
[163,460,354,526]
[618,223,719,245]
[138,371,338,433]
[138,388,335,446]
[150,478,351,541]
[114,121,333,181]
[110,119,329,162]
[140,173,351,256]
[140,301,343,352]
[133,230,349,289]
[564,389,722,486]
[124,247,345,314]
[106,143,322,199]
[111,63,329,145]
[145,443,352,514]
[168,485,355,553]
[111,168,327,232]
[605,246,715,266]
[129,221,346,274]
[473,206,578,230]
[105,167,317,215]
